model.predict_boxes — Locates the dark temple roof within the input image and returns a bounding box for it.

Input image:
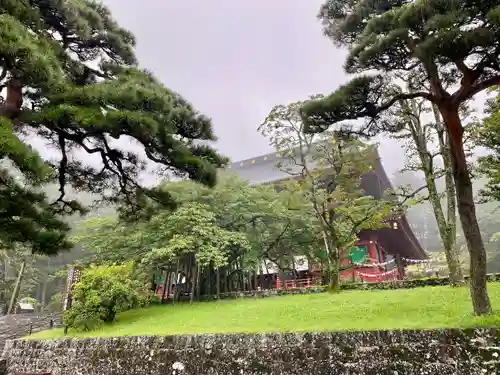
[223,148,427,260]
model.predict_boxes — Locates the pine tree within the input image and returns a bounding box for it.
[300,0,500,315]
[0,1,226,255]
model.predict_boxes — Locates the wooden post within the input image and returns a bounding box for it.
[161,270,170,302]
[395,254,405,280]
[216,268,220,298]
[7,261,26,315]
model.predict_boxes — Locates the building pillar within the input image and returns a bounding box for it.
[395,254,405,280]
[367,240,377,263]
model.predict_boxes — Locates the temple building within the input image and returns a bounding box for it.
[224,147,427,283]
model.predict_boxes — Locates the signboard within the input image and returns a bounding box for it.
[260,260,279,274]
[349,245,368,264]
[259,257,309,273]
[293,256,309,271]
[62,267,81,311]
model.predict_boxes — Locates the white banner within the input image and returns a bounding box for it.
[261,260,279,274]
[356,268,399,278]
[353,257,429,267]
[353,258,396,267]
[294,256,309,271]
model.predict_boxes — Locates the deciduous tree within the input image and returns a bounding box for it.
[73,177,321,299]
[300,0,500,315]
[478,89,500,202]
[392,98,466,284]
[260,100,395,292]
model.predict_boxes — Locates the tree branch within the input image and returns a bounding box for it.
[392,184,429,205]
[377,91,437,114]
[459,75,500,102]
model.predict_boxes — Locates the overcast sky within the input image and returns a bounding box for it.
[101,0,406,177]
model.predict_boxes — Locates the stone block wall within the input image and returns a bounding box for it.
[3,328,500,375]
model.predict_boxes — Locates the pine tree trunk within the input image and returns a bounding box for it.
[433,105,464,285]
[7,261,26,315]
[441,107,491,315]
[41,279,48,312]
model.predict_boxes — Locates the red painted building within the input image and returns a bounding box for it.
[226,146,426,284]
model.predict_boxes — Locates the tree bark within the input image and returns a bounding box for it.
[433,105,464,285]
[173,260,180,304]
[195,265,201,301]
[405,98,464,284]
[0,78,23,119]
[190,263,197,303]
[440,107,492,315]
[40,279,48,312]
[161,270,170,302]
[224,267,229,292]
[425,173,463,284]
[327,254,341,293]
[7,261,26,315]
[216,268,220,298]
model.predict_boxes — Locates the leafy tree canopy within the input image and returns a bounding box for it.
[0,1,226,255]
[478,89,500,201]
[73,176,322,272]
[139,202,250,270]
[260,99,398,290]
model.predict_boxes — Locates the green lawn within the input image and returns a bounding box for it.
[29,284,500,340]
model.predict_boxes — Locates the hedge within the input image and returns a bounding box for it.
[199,273,500,301]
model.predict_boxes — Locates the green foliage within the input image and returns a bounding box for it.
[65,263,153,331]
[298,0,500,314]
[46,292,63,313]
[140,202,250,269]
[260,99,396,290]
[478,89,500,202]
[74,176,322,272]
[301,0,500,134]
[0,0,226,255]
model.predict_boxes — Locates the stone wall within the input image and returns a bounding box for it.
[3,328,500,375]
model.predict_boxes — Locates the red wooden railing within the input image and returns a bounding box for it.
[276,277,322,289]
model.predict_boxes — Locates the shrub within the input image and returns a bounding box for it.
[64,263,156,331]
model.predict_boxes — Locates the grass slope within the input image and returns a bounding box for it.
[30,284,500,340]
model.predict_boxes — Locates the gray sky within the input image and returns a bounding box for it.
[100,0,405,176]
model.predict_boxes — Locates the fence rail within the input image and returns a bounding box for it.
[0,313,60,348]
